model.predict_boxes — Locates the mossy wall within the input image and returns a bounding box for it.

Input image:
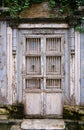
[0,124,12,130]
[63,105,84,121]
[0,104,24,119]
[65,122,84,130]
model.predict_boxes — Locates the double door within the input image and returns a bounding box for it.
[23,35,64,117]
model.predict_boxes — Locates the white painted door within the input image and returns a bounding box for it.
[23,35,64,117]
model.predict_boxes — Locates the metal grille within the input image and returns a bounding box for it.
[46,38,61,52]
[24,36,63,89]
[46,56,61,74]
[26,56,41,74]
[26,79,40,89]
[46,79,61,88]
[26,38,41,54]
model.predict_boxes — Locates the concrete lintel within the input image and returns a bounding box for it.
[21,119,65,130]
[18,24,69,29]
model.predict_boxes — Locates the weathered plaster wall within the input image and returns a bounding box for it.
[0,21,7,104]
[7,27,18,104]
[0,25,18,105]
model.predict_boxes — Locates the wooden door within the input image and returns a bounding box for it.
[23,35,64,117]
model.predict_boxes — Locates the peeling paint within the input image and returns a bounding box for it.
[12,54,17,103]
[0,22,7,103]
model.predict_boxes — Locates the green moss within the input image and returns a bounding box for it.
[0,106,9,120]
[63,105,84,121]
[7,103,24,119]
[0,108,9,115]
[0,124,11,130]
[66,122,84,130]
[0,103,24,119]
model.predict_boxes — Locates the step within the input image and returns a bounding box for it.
[21,119,65,130]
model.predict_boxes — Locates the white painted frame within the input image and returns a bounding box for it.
[75,31,80,105]
[7,27,13,104]
[17,23,69,107]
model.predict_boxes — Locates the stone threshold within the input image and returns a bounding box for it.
[21,119,65,130]
[0,119,65,130]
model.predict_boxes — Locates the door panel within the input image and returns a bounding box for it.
[46,56,61,75]
[46,37,61,52]
[26,56,41,75]
[26,38,41,53]
[25,93,43,115]
[45,93,63,115]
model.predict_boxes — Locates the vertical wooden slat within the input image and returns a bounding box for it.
[43,36,46,90]
[61,36,64,92]
[75,31,80,105]
[20,35,25,103]
[12,29,18,103]
[70,54,75,104]
[7,26,13,104]
[41,37,44,89]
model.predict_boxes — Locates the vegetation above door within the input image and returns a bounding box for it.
[0,0,84,17]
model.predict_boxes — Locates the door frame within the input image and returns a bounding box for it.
[22,34,65,117]
[17,23,70,110]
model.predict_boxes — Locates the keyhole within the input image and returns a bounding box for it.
[32,65,35,71]
[51,64,55,71]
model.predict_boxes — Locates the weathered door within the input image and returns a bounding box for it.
[22,34,64,117]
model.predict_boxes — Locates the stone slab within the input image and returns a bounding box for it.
[10,125,22,130]
[21,119,65,130]
[0,115,8,119]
